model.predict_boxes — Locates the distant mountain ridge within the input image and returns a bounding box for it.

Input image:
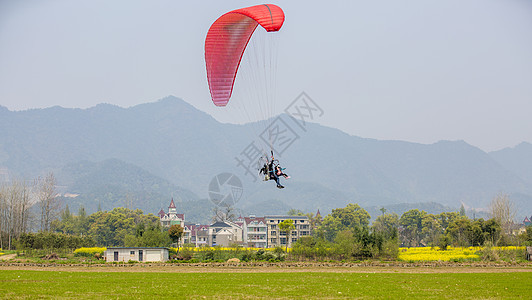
[489,142,532,185]
[56,159,200,213]
[1,96,531,221]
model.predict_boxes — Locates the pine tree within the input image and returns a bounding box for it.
[459,204,466,217]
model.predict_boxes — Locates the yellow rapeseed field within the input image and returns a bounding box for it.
[73,247,107,257]
[170,247,290,252]
[398,246,525,261]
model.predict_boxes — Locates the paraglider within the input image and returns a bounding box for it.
[205,4,285,107]
[259,151,290,188]
[205,4,290,188]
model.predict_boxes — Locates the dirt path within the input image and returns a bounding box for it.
[0,254,16,261]
[0,263,531,273]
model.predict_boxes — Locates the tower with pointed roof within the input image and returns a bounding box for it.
[159,198,185,228]
[168,198,177,217]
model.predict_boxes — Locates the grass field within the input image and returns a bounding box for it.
[0,269,530,299]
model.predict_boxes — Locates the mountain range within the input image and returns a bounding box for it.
[1,96,531,223]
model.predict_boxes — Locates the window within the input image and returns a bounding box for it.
[130,251,135,257]
[292,238,297,243]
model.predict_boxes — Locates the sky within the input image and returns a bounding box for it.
[1,0,531,152]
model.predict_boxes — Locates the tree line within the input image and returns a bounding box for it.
[288,194,530,260]
[2,173,531,259]
[0,173,60,250]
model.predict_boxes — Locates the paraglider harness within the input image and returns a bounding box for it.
[259,155,278,182]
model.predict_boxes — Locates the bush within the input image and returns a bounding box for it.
[262,252,275,261]
[495,246,526,262]
[239,252,253,262]
[204,250,215,261]
[480,243,499,261]
[178,247,194,261]
[439,235,451,251]
[17,232,95,250]
[379,239,399,260]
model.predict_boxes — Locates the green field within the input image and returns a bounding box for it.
[0,270,530,299]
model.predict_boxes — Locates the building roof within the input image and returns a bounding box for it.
[211,221,232,228]
[244,216,266,224]
[157,209,165,217]
[265,215,309,220]
[168,198,176,209]
[106,247,169,250]
[524,216,531,223]
[186,224,210,236]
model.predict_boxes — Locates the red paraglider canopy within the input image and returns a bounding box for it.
[205,4,285,107]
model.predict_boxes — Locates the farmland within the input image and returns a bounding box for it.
[0,267,530,299]
[398,246,526,262]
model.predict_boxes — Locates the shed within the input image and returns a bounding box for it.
[104,247,169,263]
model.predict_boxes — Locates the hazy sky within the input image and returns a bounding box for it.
[1,0,531,152]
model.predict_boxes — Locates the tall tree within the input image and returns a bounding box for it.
[212,205,236,222]
[0,179,32,250]
[168,224,184,246]
[437,212,460,231]
[445,217,472,247]
[380,207,387,217]
[77,206,88,236]
[317,203,370,241]
[399,209,426,247]
[489,193,516,237]
[421,214,443,247]
[287,209,304,216]
[36,172,60,232]
[459,204,466,217]
[372,212,399,240]
[279,219,295,251]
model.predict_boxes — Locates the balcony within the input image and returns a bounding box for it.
[249,238,267,242]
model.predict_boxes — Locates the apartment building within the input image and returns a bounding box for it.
[265,215,310,248]
[240,215,267,248]
[208,220,243,247]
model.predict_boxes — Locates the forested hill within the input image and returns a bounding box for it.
[1,96,531,221]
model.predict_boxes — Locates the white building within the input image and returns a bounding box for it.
[184,224,210,246]
[105,247,169,262]
[158,198,185,228]
[265,215,310,248]
[208,221,243,247]
[238,215,267,248]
